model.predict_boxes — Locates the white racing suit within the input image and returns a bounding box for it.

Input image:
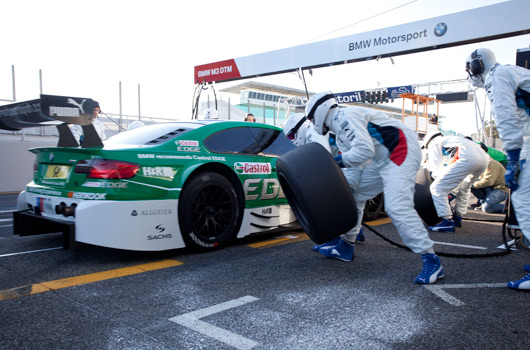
[70,118,106,144]
[426,136,489,220]
[293,121,331,152]
[485,63,530,240]
[328,106,433,253]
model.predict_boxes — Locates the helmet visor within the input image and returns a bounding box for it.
[286,116,307,140]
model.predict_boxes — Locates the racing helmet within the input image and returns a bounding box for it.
[305,92,338,135]
[203,108,219,119]
[127,120,145,131]
[283,113,310,146]
[465,48,497,88]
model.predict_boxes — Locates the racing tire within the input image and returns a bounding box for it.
[363,193,384,221]
[179,172,242,251]
[276,142,358,244]
[414,167,441,226]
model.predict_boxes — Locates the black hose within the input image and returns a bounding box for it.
[361,215,513,258]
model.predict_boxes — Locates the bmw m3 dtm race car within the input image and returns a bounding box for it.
[0,95,299,251]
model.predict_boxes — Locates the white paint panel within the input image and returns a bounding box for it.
[76,199,185,251]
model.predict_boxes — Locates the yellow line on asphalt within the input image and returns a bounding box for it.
[249,217,392,249]
[364,217,392,226]
[0,259,183,301]
[248,233,309,248]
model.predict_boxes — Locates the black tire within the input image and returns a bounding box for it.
[276,142,358,244]
[414,167,441,226]
[178,172,242,251]
[363,193,384,221]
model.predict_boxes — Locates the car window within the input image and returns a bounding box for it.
[104,123,198,146]
[204,127,295,156]
[248,127,296,156]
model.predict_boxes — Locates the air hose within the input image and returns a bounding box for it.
[361,215,513,258]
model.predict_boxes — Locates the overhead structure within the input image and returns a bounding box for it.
[194,0,530,85]
[400,93,440,137]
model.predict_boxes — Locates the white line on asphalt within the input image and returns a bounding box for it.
[169,296,259,350]
[0,225,12,228]
[423,283,506,306]
[0,218,13,223]
[497,239,517,250]
[0,247,62,258]
[0,210,16,214]
[432,241,487,250]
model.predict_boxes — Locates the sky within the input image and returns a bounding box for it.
[1,0,529,136]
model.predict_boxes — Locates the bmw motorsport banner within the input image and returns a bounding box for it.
[194,0,530,84]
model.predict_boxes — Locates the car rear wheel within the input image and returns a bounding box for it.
[178,172,242,251]
[276,142,358,244]
[363,193,384,221]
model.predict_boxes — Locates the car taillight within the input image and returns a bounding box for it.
[74,159,140,179]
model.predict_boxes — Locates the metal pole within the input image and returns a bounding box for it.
[119,81,123,130]
[138,84,141,120]
[273,104,276,126]
[263,102,266,124]
[11,65,16,101]
[228,98,231,120]
[39,69,44,136]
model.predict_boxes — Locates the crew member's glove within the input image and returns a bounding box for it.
[505,148,522,191]
[334,154,345,168]
[329,133,337,147]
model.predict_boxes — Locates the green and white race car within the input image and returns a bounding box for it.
[2,95,299,251]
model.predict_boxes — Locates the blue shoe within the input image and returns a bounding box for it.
[429,219,455,233]
[453,214,462,228]
[318,238,354,262]
[312,237,340,251]
[356,227,365,242]
[524,265,530,273]
[415,253,444,284]
[507,273,530,290]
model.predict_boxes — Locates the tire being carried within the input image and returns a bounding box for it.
[276,142,357,244]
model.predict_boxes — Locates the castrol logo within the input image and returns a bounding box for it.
[234,162,271,175]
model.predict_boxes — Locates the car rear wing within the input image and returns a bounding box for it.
[0,94,103,148]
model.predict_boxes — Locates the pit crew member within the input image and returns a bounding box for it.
[305,92,444,284]
[465,47,530,290]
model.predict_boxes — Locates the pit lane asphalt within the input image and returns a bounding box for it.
[0,192,528,350]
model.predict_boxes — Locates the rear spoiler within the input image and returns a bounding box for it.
[0,94,103,148]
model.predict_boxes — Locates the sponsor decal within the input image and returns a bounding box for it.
[243,178,285,201]
[262,207,273,215]
[138,154,155,159]
[36,197,53,214]
[132,209,173,216]
[49,106,80,117]
[433,22,447,37]
[155,224,165,233]
[148,234,172,240]
[175,140,199,147]
[66,98,87,113]
[27,187,62,196]
[234,162,271,175]
[83,181,128,188]
[142,167,174,177]
[67,192,107,200]
[194,59,241,84]
[41,180,66,187]
[156,154,192,160]
[189,231,217,248]
[348,29,428,51]
[177,146,201,152]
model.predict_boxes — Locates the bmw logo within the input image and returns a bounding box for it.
[434,22,447,37]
